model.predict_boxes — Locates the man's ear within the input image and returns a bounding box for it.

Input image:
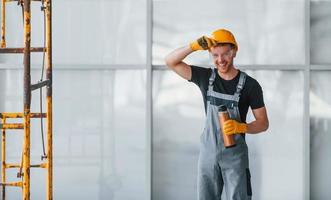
[232,50,237,58]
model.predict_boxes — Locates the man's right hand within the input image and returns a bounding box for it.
[190,36,216,51]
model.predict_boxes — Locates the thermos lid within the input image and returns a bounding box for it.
[218,105,227,112]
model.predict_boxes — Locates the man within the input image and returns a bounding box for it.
[164,29,269,200]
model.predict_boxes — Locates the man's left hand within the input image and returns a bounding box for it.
[223,120,247,135]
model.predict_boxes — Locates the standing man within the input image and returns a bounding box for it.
[164,29,269,200]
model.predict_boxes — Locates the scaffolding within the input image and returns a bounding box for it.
[0,0,53,199]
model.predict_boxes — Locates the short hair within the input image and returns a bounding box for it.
[214,43,236,50]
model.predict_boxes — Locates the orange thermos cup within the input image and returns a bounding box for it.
[218,105,236,148]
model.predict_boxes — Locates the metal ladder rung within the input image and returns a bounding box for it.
[31,79,51,91]
[0,182,23,187]
[4,163,47,168]
[4,163,21,168]
[4,0,42,2]
[0,113,46,119]
[0,47,45,54]
[31,163,47,168]
[0,123,24,130]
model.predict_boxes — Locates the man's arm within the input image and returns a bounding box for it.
[164,36,216,80]
[223,106,269,135]
[246,106,269,134]
[164,45,193,80]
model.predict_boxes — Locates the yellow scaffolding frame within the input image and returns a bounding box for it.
[0,0,53,199]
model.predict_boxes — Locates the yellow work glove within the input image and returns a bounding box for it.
[223,120,247,135]
[190,36,216,51]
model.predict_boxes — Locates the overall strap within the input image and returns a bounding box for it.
[231,71,247,122]
[208,68,216,91]
[233,71,247,102]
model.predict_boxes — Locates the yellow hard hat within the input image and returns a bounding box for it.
[210,29,238,51]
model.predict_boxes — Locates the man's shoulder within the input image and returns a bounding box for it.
[191,65,212,75]
[190,65,213,85]
[241,71,260,86]
[240,71,265,108]
[240,71,262,95]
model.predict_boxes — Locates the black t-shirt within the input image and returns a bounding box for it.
[189,65,265,123]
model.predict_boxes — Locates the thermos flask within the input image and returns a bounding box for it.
[218,105,236,148]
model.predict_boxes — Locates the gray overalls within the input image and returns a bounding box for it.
[197,69,252,200]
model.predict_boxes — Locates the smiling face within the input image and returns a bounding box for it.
[210,44,236,74]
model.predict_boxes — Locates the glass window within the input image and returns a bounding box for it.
[310,71,331,199]
[0,69,147,200]
[0,0,147,66]
[152,70,204,200]
[245,70,304,200]
[311,0,331,64]
[153,0,305,65]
